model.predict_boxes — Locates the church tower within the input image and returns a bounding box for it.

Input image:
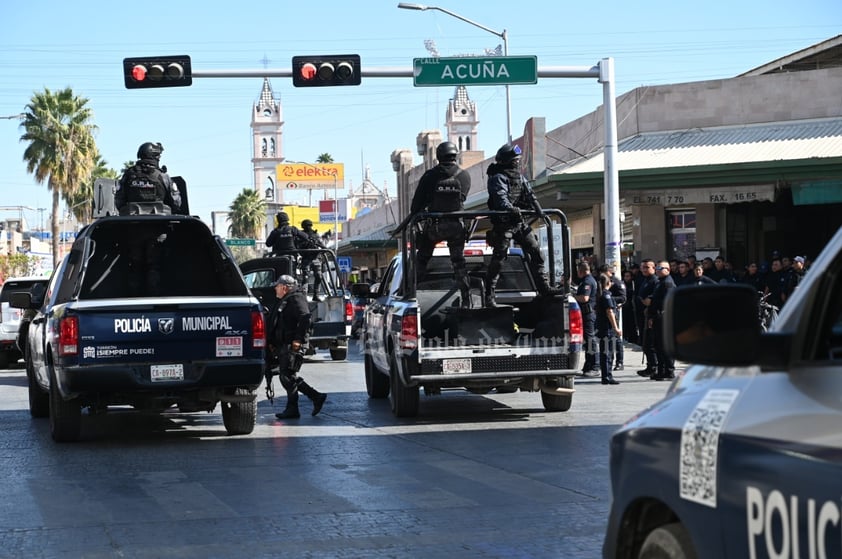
[445,86,478,153]
[251,78,284,201]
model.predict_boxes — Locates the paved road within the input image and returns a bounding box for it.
[0,341,674,558]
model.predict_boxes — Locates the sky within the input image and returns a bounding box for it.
[1,0,840,230]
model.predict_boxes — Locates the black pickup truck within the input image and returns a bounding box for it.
[354,210,583,417]
[13,208,266,442]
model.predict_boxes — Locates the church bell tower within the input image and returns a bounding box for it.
[251,78,284,202]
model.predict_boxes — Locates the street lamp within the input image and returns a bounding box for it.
[398,2,512,143]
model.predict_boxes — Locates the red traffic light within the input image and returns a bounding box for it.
[123,56,192,89]
[292,55,361,87]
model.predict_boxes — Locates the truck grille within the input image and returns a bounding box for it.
[421,353,572,375]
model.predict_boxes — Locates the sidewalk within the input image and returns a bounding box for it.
[579,340,687,378]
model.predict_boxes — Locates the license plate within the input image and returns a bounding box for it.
[150,364,184,382]
[442,358,472,374]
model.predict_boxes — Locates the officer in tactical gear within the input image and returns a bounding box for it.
[265,211,312,256]
[115,142,182,215]
[299,219,327,301]
[410,141,473,308]
[267,275,327,419]
[485,143,559,307]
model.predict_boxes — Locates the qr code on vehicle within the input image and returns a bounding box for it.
[679,388,739,508]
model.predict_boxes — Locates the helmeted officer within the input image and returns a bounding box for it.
[115,142,182,215]
[265,211,311,256]
[410,141,473,308]
[267,274,326,419]
[485,143,559,306]
[299,219,327,300]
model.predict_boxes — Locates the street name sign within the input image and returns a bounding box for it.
[413,56,538,87]
[225,238,256,247]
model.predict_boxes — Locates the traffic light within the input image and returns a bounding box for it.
[292,55,361,87]
[123,55,192,89]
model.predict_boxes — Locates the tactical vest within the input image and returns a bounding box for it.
[122,162,164,203]
[429,166,464,212]
[503,168,524,206]
[272,225,296,251]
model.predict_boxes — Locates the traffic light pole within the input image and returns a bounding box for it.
[190,60,622,272]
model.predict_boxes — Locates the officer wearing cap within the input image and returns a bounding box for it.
[267,274,326,419]
[410,141,473,307]
[115,142,182,215]
[485,142,560,306]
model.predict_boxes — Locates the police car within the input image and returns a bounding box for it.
[603,225,842,559]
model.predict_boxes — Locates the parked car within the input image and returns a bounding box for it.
[349,290,368,339]
[603,225,842,559]
[0,276,49,368]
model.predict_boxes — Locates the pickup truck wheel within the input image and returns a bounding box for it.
[26,349,48,418]
[638,522,697,559]
[48,367,81,442]
[329,347,348,361]
[541,376,574,412]
[221,389,257,435]
[365,353,389,398]
[389,353,419,417]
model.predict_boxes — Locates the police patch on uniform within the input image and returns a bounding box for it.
[679,388,740,508]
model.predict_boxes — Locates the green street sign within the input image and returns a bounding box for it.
[225,238,255,247]
[413,56,538,87]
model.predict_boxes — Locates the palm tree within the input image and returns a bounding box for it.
[64,151,118,224]
[20,87,97,261]
[316,153,334,163]
[228,188,266,239]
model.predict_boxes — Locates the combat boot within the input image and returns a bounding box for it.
[275,392,300,419]
[297,381,327,416]
[455,267,472,309]
[484,282,499,308]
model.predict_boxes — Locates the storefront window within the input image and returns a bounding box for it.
[669,210,696,261]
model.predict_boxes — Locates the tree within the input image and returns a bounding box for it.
[228,188,266,239]
[64,151,118,224]
[316,153,334,163]
[20,88,97,262]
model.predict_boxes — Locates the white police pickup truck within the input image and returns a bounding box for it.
[354,210,583,418]
[603,225,842,559]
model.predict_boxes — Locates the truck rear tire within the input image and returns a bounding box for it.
[365,353,389,398]
[389,353,419,417]
[27,349,48,418]
[329,347,347,361]
[541,376,574,412]
[49,366,81,442]
[221,388,257,435]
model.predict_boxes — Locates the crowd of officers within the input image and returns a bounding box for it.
[572,251,809,385]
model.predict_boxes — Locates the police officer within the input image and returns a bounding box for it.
[635,259,658,377]
[485,143,560,307]
[266,211,311,256]
[647,261,676,381]
[598,264,627,371]
[411,141,472,307]
[267,275,326,419]
[575,262,599,375]
[299,219,327,300]
[115,142,182,215]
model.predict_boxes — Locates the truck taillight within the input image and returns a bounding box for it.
[345,300,353,321]
[251,311,266,348]
[569,305,583,344]
[400,314,418,350]
[58,316,79,356]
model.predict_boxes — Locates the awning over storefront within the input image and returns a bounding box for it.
[340,223,399,250]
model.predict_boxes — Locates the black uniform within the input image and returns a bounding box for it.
[650,274,677,380]
[595,288,619,382]
[115,158,181,215]
[116,158,182,296]
[266,223,311,255]
[268,287,324,417]
[411,161,472,294]
[608,274,627,368]
[635,272,658,374]
[576,272,599,373]
[485,163,554,300]
[299,226,327,298]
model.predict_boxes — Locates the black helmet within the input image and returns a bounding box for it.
[137,142,163,160]
[275,211,290,227]
[495,143,522,165]
[436,141,458,163]
[301,219,313,229]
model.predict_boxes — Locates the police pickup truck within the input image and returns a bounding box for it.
[604,225,842,559]
[241,247,349,360]
[12,194,265,442]
[353,210,583,417]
